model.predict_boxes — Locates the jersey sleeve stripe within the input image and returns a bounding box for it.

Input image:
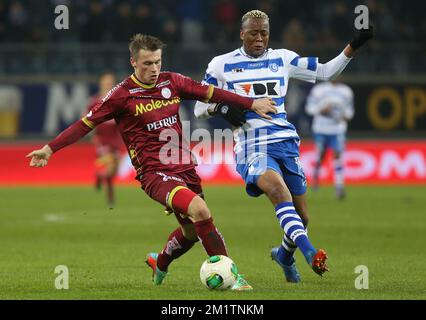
[81,117,95,129]
[203,84,215,102]
[290,56,300,66]
[291,56,318,71]
[307,57,317,71]
[203,73,218,86]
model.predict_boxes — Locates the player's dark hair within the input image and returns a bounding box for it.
[129,34,166,59]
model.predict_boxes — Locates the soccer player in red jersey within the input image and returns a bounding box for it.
[87,72,124,208]
[26,34,276,291]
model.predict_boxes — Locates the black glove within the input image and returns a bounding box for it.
[349,25,374,50]
[214,103,246,127]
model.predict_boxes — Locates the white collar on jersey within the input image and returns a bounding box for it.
[238,46,269,59]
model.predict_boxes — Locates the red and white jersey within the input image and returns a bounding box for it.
[81,72,213,177]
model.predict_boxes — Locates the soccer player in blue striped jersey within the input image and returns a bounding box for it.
[195,10,373,282]
[305,79,355,199]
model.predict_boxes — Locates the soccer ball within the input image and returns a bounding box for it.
[199,255,238,290]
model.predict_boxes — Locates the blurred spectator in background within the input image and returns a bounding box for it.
[0,0,422,46]
[0,2,8,42]
[161,18,179,43]
[155,0,180,42]
[133,3,155,39]
[0,0,423,74]
[112,1,134,42]
[7,0,29,42]
[177,0,204,47]
[281,18,306,52]
[329,1,352,43]
[366,0,394,42]
[81,0,106,42]
[213,0,239,45]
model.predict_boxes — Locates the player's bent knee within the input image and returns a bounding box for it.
[258,171,292,205]
[173,211,199,241]
[187,196,211,222]
[266,185,292,205]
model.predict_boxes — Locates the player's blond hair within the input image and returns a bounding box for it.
[129,34,166,59]
[241,10,269,27]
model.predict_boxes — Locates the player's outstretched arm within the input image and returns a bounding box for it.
[26,120,93,168]
[315,26,374,81]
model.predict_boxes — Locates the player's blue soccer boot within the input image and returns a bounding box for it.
[270,247,301,283]
[145,253,168,285]
[306,249,329,276]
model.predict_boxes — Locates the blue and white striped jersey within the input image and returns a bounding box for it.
[197,47,319,154]
[305,82,354,135]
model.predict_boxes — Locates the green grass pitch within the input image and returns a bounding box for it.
[0,185,425,300]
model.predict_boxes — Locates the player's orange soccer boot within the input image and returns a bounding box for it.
[145,253,168,285]
[309,249,329,276]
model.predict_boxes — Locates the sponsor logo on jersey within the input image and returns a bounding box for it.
[129,88,146,94]
[269,63,279,72]
[156,80,171,88]
[161,87,172,99]
[146,115,178,131]
[238,79,280,97]
[156,171,184,182]
[134,97,180,116]
[232,68,244,73]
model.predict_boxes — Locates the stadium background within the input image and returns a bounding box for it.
[1,0,425,185]
[0,0,425,300]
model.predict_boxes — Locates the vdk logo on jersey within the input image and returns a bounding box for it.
[238,79,281,97]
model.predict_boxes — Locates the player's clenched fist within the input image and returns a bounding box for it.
[26,145,53,167]
[349,25,374,50]
[251,97,277,120]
